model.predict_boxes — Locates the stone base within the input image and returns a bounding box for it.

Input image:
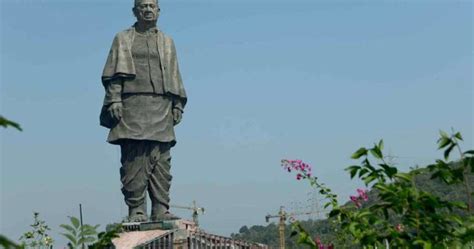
[122,220,177,232]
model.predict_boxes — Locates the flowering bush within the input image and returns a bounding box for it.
[349,189,368,208]
[284,130,474,248]
[282,159,312,179]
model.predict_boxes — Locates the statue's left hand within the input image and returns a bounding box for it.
[173,108,182,125]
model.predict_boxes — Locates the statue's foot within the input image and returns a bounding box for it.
[128,214,148,222]
[151,203,180,221]
[150,211,180,221]
[128,205,148,222]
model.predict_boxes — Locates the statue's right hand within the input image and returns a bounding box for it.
[108,102,123,121]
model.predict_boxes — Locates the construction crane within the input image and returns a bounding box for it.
[265,206,321,249]
[170,200,205,226]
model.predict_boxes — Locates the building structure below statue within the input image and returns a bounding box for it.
[111,219,268,249]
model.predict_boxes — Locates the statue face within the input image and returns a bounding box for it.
[133,0,160,23]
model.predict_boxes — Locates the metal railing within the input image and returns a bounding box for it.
[136,231,174,249]
[186,231,268,249]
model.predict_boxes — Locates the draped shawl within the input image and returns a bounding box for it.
[102,27,187,105]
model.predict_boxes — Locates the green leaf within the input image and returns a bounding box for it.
[348,222,358,235]
[357,211,372,218]
[60,233,77,246]
[374,183,391,192]
[82,224,98,234]
[363,174,377,186]
[449,215,464,225]
[378,139,384,151]
[323,202,332,209]
[351,148,368,159]
[451,201,468,210]
[370,147,383,160]
[81,229,98,237]
[379,164,397,178]
[437,137,451,149]
[0,234,22,249]
[60,224,77,236]
[78,236,96,245]
[358,168,369,178]
[0,116,22,131]
[70,216,80,229]
[463,157,474,173]
[464,150,474,155]
[328,209,341,217]
[346,165,360,179]
[454,132,463,141]
[439,130,449,139]
[444,143,456,160]
[394,173,412,182]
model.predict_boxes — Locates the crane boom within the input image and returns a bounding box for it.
[265,206,321,249]
[170,200,204,226]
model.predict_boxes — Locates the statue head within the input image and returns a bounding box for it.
[133,0,160,24]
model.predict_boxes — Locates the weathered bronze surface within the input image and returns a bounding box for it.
[100,0,186,222]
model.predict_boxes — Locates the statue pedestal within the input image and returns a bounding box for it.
[112,219,268,249]
[122,220,178,232]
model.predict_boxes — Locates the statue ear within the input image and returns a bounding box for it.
[132,7,138,18]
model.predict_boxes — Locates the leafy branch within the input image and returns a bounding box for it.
[60,216,99,249]
[285,130,473,248]
[0,115,22,131]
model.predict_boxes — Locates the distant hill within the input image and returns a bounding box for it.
[230,164,474,248]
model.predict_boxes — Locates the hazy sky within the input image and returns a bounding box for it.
[1,0,472,246]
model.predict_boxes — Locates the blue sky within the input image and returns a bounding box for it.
[1,0,472,245]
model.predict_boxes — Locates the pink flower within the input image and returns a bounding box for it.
[282,159,314,181]
[357,189,368,201]
[395,224,404,232]
[315,237,321,245]
[350,189,369,208]
[350,195,361,208]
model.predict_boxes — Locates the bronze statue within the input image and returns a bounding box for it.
[100,0,186,222]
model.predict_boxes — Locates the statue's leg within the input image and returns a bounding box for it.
[148,143,179,221]
[120,140,152,222]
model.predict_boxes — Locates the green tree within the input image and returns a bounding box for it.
[60,216,99,249]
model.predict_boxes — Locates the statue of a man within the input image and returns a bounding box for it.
[99,0,187,222]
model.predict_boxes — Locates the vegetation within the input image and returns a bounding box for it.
[0,235,24,249]
[60,216,99,249]
[59,217,122,249]
[88,224,122,249]
[232,130,474,248]
[0,115,22,131]
[232,167,474,248]
[18,212,54,249]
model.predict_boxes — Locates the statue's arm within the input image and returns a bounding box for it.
[103,79,123,121]
[169,38,185,125]
[103,79,123,106]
